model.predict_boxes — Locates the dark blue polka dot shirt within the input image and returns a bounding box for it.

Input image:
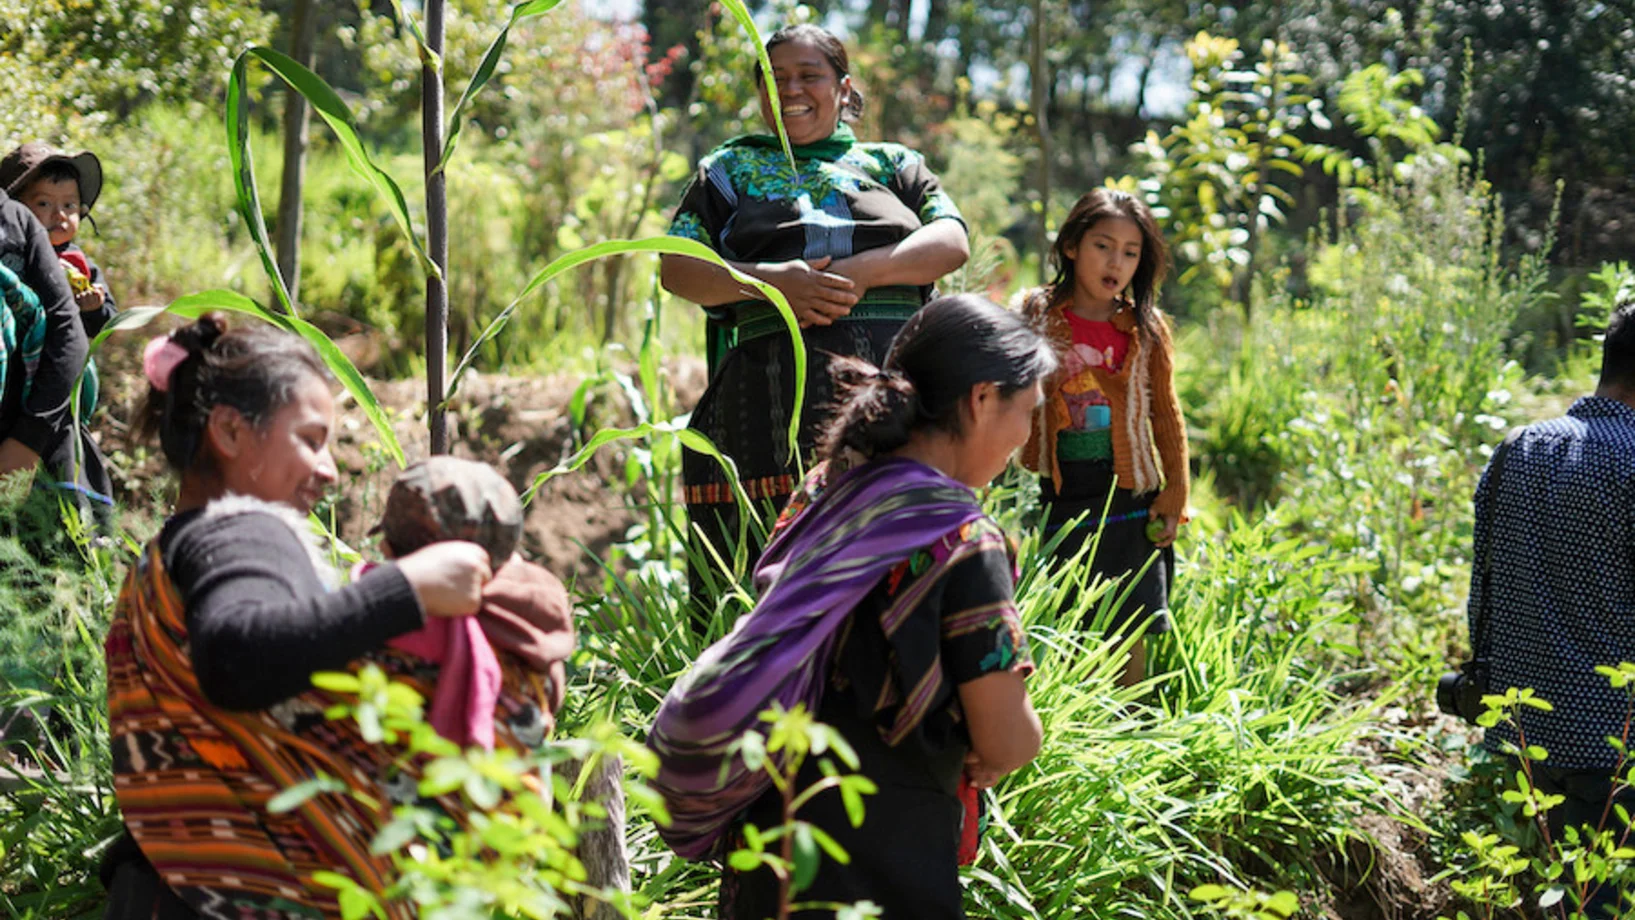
[1476,397,1635,769]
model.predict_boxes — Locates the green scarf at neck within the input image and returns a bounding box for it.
[720,122,857,161]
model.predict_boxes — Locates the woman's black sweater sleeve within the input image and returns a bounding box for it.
[163,509,424,711]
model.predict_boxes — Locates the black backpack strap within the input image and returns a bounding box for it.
[1470,427,1525,667]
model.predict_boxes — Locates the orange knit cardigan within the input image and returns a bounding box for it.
[1018,287,1190,522]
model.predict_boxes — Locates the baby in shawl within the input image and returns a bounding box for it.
[366,456,574,750]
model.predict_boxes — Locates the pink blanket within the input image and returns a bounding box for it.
[355,562,503,750]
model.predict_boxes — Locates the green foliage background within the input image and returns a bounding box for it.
[2,1,1633,918]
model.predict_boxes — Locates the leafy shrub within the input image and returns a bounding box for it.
[0,0,273,142]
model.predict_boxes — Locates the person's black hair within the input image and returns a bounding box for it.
[29,160,81,190]
[1047,188,1169,340]
[1601,300,1635,390]
[136,314,330,474]
[755,24,866,123]
[817,294,1057,464]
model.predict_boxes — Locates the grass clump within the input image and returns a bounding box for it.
[0,486,124,919]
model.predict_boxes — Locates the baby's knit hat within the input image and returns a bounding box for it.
[375,456,525,569]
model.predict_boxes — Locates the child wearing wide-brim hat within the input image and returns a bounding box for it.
[0,142,117,341]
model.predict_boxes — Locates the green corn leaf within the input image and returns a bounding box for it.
[224,53,293,316]
[446,236,806,458]
[82,291,405,468]
[518,419,760,573]
[717,0,794,173]
[386,0,441,71]
[227,46,439,298]
[521,421,753,515]
[437,0,568,176]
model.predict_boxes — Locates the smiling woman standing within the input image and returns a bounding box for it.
[660,24,970,615]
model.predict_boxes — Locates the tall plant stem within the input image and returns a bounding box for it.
[274,0,317,305]
[424,0,450,454]
[1030,0,1051,285]
[776,786,795,920]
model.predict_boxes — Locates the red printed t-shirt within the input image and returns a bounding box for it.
[1058,311,1130,435]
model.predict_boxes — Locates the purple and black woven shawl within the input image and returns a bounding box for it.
[649,456,986,860]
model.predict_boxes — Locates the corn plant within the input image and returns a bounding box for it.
[80,0,806,477]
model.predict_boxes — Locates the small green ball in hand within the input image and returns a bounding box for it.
[1145,516,1166,544]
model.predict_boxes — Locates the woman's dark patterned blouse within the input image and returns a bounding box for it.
[667,138,964,265]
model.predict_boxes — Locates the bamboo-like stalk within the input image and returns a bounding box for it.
[1031,0,1051,285]
[424,0,450,453]
[274,0,317,305]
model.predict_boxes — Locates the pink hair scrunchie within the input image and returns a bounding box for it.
[142,335,189,393]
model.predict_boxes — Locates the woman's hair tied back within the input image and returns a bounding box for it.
[817,294,1056,465]
[136,313,329,475]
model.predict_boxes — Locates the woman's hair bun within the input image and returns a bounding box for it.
[167,313,228,358]
[818,355,919,462]
[815,294,1058,470]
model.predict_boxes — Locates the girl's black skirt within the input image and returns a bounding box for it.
[1039,457,1173,637]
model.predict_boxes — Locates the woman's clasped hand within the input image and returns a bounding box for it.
[659,24,971,619]
[396,540,494,618]
[755,255,858,327]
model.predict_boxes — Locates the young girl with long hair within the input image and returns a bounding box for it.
[1020,188,1189,686]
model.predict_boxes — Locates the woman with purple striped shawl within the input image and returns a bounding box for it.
[651,295,1053,919]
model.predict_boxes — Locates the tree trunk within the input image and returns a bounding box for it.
[1031,0,1051,285]
[891,0,913,32]
[1134,45,1156,117]
[923,0,950,46]
[867,0,894,30]
[274,0,318,306]
[424,0,451,454]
